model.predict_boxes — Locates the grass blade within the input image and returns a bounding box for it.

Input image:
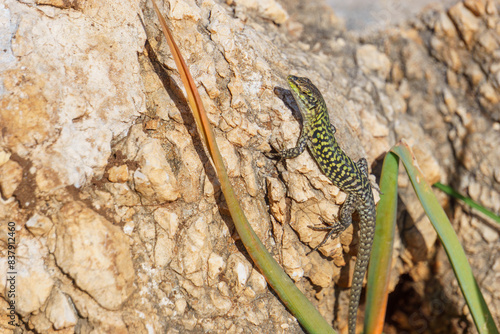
[364,152,399,334]
[391,142,499,334]
[433,182,500,224]
[149,1,335,332]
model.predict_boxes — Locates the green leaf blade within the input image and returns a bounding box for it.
[364,152,399,334]
[391,142,499,334]
[148,2,335,332]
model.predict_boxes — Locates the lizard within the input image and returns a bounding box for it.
[269,75,377,334]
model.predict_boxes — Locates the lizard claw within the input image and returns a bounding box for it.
[264,151,281,159]
[306,217,345,255]
[265,141,285,161]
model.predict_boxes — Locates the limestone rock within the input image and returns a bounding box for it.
[175,216,211,287]
[356,44,392,79]
[225,253,252,295]
[309,260,334,288]
[0,0,146,190]
[1,0,500,331]
[266,176,286,224]
[448,2,481,47]
[0,159,23,199]
[233,0,288,24]
[0,236,54,316]
[54,201,134,310]
[44,288,78,330]
[282,246,304,282]
[207,252,225,281]
[133,138,180,203]
[25,213,53,236]
[107,165,129,183]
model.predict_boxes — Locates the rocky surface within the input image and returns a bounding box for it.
[0,0,499,333]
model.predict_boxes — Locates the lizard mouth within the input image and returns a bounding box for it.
[287,75,299,88]
[286,75,301,99]
[287,75,309,108]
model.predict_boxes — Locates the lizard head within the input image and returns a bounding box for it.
[287,75,327,118]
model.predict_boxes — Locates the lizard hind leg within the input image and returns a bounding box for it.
[356,157,381,195]
[307,217,345,255]
[307,193,358,255]
[356,158,369,177]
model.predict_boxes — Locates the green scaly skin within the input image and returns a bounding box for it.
[273,75,376,334]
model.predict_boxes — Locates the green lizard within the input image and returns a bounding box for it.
[270,75,376,334]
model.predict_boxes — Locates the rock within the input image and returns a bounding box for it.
[240,149,259,197]
[45,288,78,330]
[154,229,174,268]
[356,44,392,79]
[104,182,141,207]
[479,82,498,104]
[162,125,204,203]
[209,289,232,314]
[153,208,180,238]
[108,165,129,183]
[0,0,146,189]
[0,159,23,199]
[266,176,286,224]
[435,11,458,38]
[35,166,63,193]
[133,138,180,203]
[282,171,316,203]
[0,151,11,166]
[225,253,252,294]
[207,252,225,280]
[215,136,240,177]
[464,0,486,16]
[248,269,267,294]
[174,298,187,315]
[448,2,480,47]
[54,201,134,310]
[233,0,288,24]
[0,236,54,316]
[442,88,457,114]
[25,214,53,236]
[282,246,304,281]
[309,261,334,288]
[177,216,211,287]
[169,0,201,21]
[412,146,441,185]
[2,0,500,331]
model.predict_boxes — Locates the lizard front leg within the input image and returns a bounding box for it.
[267,130,309,160]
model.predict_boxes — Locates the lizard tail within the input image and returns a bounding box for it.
[348,204,376,334]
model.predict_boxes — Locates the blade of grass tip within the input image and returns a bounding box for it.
[392,142,499,334]
[433,182,500,224]
[150,0,210,152]
[149,0,273,261]
[149,1,335,333]
[364,152,399,334]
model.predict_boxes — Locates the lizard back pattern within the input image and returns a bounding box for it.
[274,75,377,334]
